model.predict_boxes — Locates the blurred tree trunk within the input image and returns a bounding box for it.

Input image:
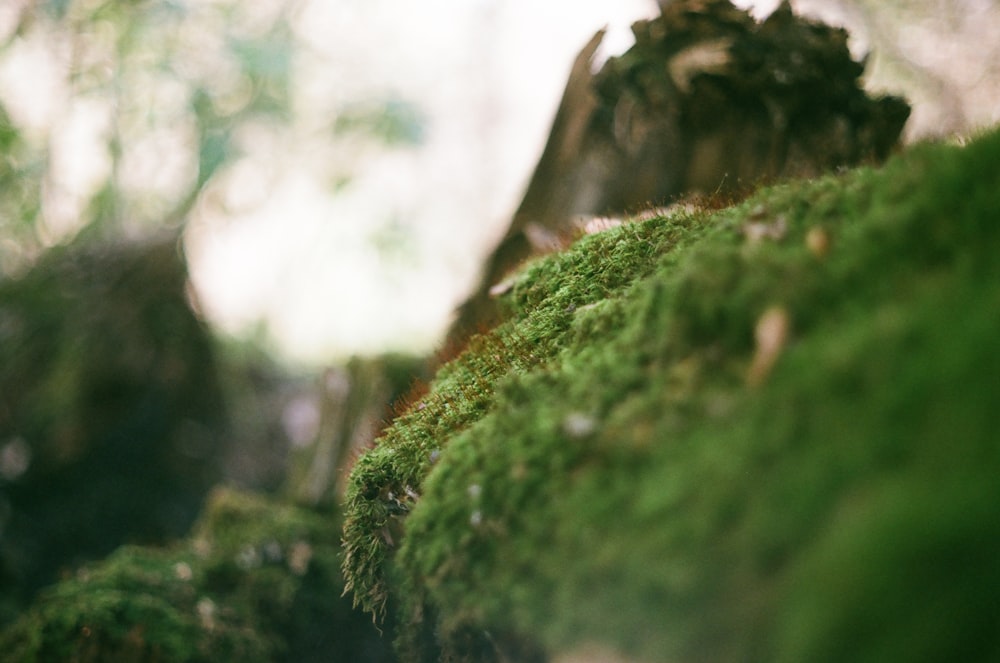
[288,355,427,508]
[447,0,909,346]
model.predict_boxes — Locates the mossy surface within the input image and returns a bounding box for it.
[342,128,1000,661]
[0,487,393,662]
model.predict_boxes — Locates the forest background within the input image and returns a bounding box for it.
[1,0,997,364]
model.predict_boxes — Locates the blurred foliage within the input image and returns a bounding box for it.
[0,0,425,277]
[0,105,43,263]
[333,98,426,147]
[0,0,293,272]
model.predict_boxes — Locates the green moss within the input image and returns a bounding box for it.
[0,487,393,662]
[341,211,709,620]
[343,128,1000,661]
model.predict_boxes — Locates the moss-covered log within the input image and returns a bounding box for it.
[343,128,1000,661]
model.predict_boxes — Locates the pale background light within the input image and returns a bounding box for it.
[184,0,656,364]
[2,0,997,366]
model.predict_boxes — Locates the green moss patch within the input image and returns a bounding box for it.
[0,487,392,662]
[343,128,1000,661]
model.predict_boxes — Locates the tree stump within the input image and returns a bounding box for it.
[449,0,910,344]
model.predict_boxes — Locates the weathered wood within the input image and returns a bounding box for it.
[449,0,909,345]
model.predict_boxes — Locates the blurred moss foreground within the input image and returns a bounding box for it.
[0,487,394,662]
[0,237,226,619]
[342,128,1000,662]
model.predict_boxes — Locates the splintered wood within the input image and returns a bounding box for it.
[448,0,909,345]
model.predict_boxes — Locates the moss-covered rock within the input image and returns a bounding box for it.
[342,127,1000,661]
[0,236,226,622]
[0,487,394,662]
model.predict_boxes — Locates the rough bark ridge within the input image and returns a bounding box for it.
[450,0,909,344]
